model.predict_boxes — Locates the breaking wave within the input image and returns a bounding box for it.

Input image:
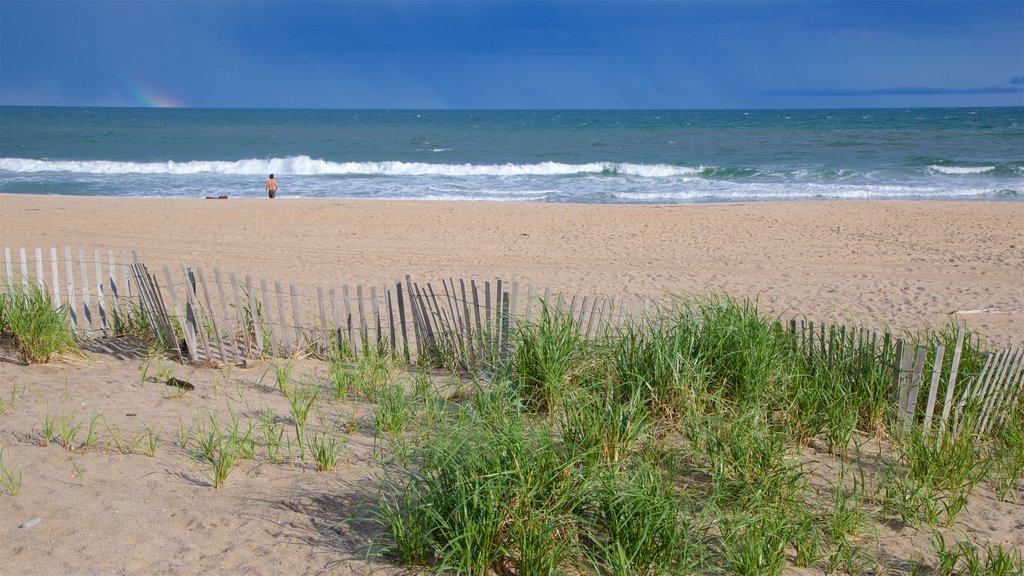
[0,156,704,178]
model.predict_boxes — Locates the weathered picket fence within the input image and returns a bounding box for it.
[135,260,645,371]
[790,319,1024,441]
[2,246,137,338]
[3,246,1022,437]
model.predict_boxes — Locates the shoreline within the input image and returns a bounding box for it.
[1,193,1022,346]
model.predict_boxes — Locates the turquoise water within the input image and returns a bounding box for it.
[1,106,1021,203]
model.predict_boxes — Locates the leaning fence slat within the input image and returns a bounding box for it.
[246,275,264,358]
[500,290,511,360]
[426,282,454,361]
[586,297,601,339]
[63,248,78,331]
[484,280,493,349]
[317,286,328,352]
[289,284,303,354]
[386,284,398,358]
[148,268,182,362]
[968,349,1006,430]
[196,268,227,363]
[188,268,214,362]
[955,352,996,436]
[34,247,44,290]
[396,280,410,362]
[509,282,519,325]
[354,284,367,350]
[420,281,441,348]
[938,328,966,440]
[130,264,161,349]
[340,285,354,355]
[427,282,457,359]
[406,277,428,357]
[902,347,927,431]
[976,349,1011,431]
[181,267,213,363]
[274,280,290,356]
[229,272,251,360]
[120,251,132,300]
[406,279,427,357]
[329,287,343,355]
[370,285,382,348]
[982,348,1023,433]
[922,345,946,432]
[94,249,109,334]
[471,280,484,364]
[435,281,460,362]
[19,248,28,288]
[458,279,475,368]
[260,278,279,358]
[525,284,537,323]
[979,348,1020,434]
[446,279,464,350]
[996,352,1024,427]
[163,265,197,362]
[404,279,422,358]
[133,263,177,358]
[894,340,911,428]
[489,278,501,354]
[107,249,119,300]
[78,249,95,335]
[3,247,12,286]
[50,248,60,307]
[214,268,241,362]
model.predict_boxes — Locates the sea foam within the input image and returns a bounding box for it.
[928,165,996,175]
[0,156,702,178]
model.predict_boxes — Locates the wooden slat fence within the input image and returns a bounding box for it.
[144,265,645,370]
[1,246,137,338]
[790,319,1024,443]
[4,246,1021,441]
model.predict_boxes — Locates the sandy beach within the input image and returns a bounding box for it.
[2,194,1023,575]
[1,194,1022,346]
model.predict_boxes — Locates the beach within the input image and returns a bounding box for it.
[1,194,1022,346]
[2,194,1024,575]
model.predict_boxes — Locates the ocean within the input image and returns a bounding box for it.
[1,106,1021,203]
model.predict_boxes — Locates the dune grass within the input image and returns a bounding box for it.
[0,447,20,496]
[0,281,79,363]
[359,293,1020,575]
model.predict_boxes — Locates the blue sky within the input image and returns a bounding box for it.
[1,0,1022,109]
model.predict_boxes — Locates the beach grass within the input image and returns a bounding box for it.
[0,280,79,363]
[0,447,20,496]
[357,293,1021,574]
[1,286,1019,572]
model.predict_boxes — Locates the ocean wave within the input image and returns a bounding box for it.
[0,156,704,178]
[612,183,1010,202]
[927,164,997,175]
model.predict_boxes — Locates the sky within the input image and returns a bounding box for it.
[1,0,1022,109]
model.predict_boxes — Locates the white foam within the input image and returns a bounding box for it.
[928,165,996,175]
[0,156,702,178]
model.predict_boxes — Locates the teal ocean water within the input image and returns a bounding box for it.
[1,106,1021,203]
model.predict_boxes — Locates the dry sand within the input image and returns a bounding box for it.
[1,194,1022,346]
[1,194,1023,574]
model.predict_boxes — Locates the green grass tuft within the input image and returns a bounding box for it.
[0,280,79,363]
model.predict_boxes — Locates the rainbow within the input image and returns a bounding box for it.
[124,83,185,108]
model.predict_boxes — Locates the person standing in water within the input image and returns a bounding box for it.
[266,174,278,198]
